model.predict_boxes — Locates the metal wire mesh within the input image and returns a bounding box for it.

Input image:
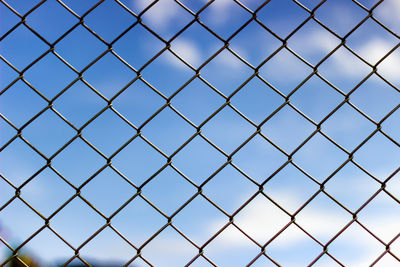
[1,0,400,266]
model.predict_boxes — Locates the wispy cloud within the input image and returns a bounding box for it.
[134,0,181,30]
[204,189,400,265]
[376,0,400,34]
[169,38,201,67]
[271,25,400,84]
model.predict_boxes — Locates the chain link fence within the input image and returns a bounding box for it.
[1,0,400,266]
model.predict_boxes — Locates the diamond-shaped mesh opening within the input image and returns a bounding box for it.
[230,20,282,66]
[27,0,77,43]
[291,75,343,123]
[50,197,105,248]
[83,108,133,156]
[204,224,261,266]
[261,105,315,153]
[323,103,376,151]
[0,81,47,127]
[234,195,291,245]
[346,18,398,65]
[54,80,106,128]
[355,132,400,179]
[200,0,252,40]
[257,0,309,38]
[139,0,193,40]
[357,192,400,243]
[0,25,48,70]
[112,136,165,186]
[328,222,384,266]
[201,48,253,96]
[173,195,226,245]
[294,132,348,182]
[24,52,76,99]
[84,0,134,43]
[81,167,135,216]
[23,109,76,156]
[2,1,400,265]
[83,52,135,99]
[202,106,255,153]
[315,0,367,37]
[288,19,341,66]
[172,135,226,185]
[0,138,45,186]
[141,49,195,97]
[141,107,195,155]
[171,22,223,69]
[318,45,372,94]
[295,193,351,244]
[51,138,105,186]
[142,166,196,215]
[112,79,165,126]
[259,47,314,96]
[263,164,319,214]
[112,196,166,247]
[21,167,74,217]
[203,164,258,215]
[56,25,107,71]
[231,77,284,124]
[141,226,198,266]
[113,24,165,70]
[266,224,322,266]
[351,75,400,121]
[172,77,225,126]
[79,227,136,263]
[0,3,19,37]
[233,134,287,184]
[0,198,44,246]
[324,162,381,212]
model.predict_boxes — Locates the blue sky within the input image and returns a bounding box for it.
[1,0,400,266]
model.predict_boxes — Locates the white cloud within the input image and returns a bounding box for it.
[332,37,400,82]
[277,26,400,83]
[204,189,400,264]
[205,0,235,25]
[134,0,181,30]
[213,49,245,70]
[290,28,340,57]
[375,46,400,82]
[317,29,400,82]
[358,38,394,65]
[170,39,201,67]
[208,192,350,247]
[327,48,370,78]
[376,0,400,34]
